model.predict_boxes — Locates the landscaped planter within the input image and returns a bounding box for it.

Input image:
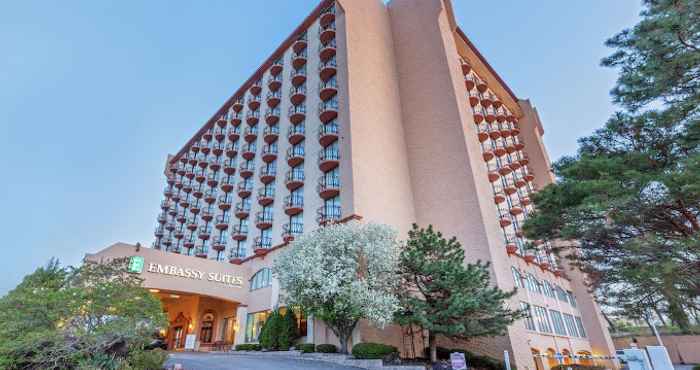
[227,350,424,370]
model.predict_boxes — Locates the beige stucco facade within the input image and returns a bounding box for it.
[133,0,619,369]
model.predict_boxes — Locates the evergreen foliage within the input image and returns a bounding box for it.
[523,0,700,330]
[396,225,523,363]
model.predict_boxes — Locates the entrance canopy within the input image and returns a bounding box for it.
[86,243,251,304]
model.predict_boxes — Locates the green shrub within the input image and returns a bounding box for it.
[126,349,167,370]
[235,343,262,351]
[297,343,315,353]
[692,365,700,370]
[259,308,301,350]
[279,309,299,350]
[551,365,605,370]
[351,342,398,360]
[316,344,338,353]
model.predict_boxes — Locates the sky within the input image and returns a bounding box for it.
[0,1,643,296]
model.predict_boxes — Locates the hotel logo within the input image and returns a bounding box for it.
[128,256,145,274]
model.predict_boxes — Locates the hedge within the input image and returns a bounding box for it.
[316,344,338,353]
[352,342,398,360]
[235,343,262,351]
[551,365,606,370]
[296,343,315,353]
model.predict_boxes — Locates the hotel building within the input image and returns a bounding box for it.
[89,0,617,368]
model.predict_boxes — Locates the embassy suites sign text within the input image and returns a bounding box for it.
[146,262,244,288]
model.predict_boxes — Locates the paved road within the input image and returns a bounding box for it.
[165,352,363,370]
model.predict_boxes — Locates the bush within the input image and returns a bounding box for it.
[296,343,315,353]
[316,344,338,353]
[352,342,398,360]
[259,308,300,350]
[126,349,168,370]
[235,343,262,351]
[551,366,605,370]
[692,365,700,370]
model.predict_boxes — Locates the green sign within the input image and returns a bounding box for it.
[128,256,145,273]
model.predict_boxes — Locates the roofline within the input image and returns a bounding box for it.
[169,0,334,166]
[454,27,519,104]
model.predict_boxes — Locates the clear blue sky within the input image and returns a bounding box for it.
[0,1,642,295]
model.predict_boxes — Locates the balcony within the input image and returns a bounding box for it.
[203,129,213,141]
[241,142,256,160]
[201,208,215,221]
[191,141,201,153]
[320,3,335,28]
[253,236,272,254]
[174,229,185,239]
[288,104,306,124]
[160,200,170,210]
[485,106,497,124]
[265,107,280,125]
[189,203,201,214]
[164,186,174,198]
[212,239,227,251]
[319,21,336,44]
[176,211,186,223]
[318,120,339,147]
[200,142,211,155]
[468,90,480,107]
[319,78,338,101]
[230,111,243,125]
[290,67,307,86]
[209,158,222,173]
[195,245,208,258]
[220,176,235,193]
[167,206,177,216]
[216,116,227,128]
[186,219,197,231]
[319,39,336,62]
[194,169,206,183]
[162,237,173,246]
[287,123,305,145]
[157,212,167,224]
[259,166,276,184]
[319,57,337,81]
[317,205,341,225]
[179,198,190,209]
[472,105,485,125]
[223,158,236,175]
[286,146,305,167]
[282,222,303,243]
[270,58,283,76]
[246,110,260,125]
[232,225,248,241]
[285,170,304,190]
[291,49,308,70]
[188,155,198,166]
[225,143,239,160]
[215,214,231,230]
[480,92,494,108]
[232,97,244,112]
[165,222,176,231]
[258,187,275,206]
[198,226,212,240]
[235,201,251,219]
[183,239,195,249]
[460,58,472,75]
[250,79,262,95]
[214,127,226,141]
[237,181,253,198]
[218,195,233,210]
[212,142,224,156]
[267,75,282,92]
[318,176,340,199]
[289,85,306,105]
[318,99,338,123]
[197,157,209,169]
[255,211,273,229]
[284,194,303,216]
[318,148,340,172]
[154,226,165,237]
[239,162,254,178]
[227,127,241,142]
[261,144,278,163]
[263,125,279,144]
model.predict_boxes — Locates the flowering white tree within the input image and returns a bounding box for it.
[274,222,400,354]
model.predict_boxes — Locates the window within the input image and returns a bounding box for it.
[575,316,587,337]
[250,268,272,291]
[512,267,523,288]
[526,274,541,294]
[245,311,270,342]
[567,291,577,307]
[520,302,536,331]
[549,309,567,336]
[542,280,556,298]
[555,285,569,302]
[533,305,552,333]
[563,313,578,337]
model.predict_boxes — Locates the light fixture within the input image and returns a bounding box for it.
[149,289,160,293]
[170,294,180,299]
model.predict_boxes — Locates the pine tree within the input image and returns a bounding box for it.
[523,0,700,331]
[396,225,523,363]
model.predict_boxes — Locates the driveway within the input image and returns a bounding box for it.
[165,352,363,370]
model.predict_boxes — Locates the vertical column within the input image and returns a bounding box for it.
[235,306,248,345]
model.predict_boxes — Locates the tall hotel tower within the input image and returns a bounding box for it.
[149,0,616,368]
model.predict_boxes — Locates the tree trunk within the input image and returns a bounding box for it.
[429,332,437,363]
